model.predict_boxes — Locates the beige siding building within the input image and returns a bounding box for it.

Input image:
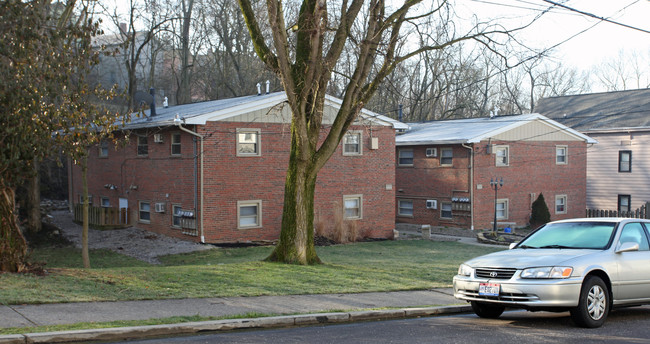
[537,89,650,214]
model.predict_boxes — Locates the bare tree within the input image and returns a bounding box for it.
[238,0,515,264]
[99,0,171,109]
[593,49,650,91]
[195,0,277,99]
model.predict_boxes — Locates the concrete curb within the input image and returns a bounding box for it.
[0,305,471,344]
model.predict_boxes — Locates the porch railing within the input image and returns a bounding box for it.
[73,204,130,228]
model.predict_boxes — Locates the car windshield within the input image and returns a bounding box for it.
[518,221,617,249]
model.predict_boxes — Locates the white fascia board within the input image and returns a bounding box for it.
[184,93,289,125]
[396,139,468,146]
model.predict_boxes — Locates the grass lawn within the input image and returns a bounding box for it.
[0,240,502,305]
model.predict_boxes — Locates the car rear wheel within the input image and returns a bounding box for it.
[471,301,505,319]
[570,276,609,328]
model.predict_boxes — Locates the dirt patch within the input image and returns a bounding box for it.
[42,211,214,264]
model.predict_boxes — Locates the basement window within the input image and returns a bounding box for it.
[238,200,262,228]
[344,195,363,219]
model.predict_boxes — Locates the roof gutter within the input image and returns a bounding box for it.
[174,115,205,243]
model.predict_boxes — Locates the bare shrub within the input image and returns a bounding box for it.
[347,220,359,242]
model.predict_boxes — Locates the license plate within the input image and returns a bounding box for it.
[479,283,500,296]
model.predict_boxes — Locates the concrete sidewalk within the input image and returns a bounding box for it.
[0,289,469,343]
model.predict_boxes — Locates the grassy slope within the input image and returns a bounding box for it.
[0,240,501,305]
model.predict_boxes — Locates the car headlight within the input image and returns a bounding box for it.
[521,266,573,279]
[458,264,474,277]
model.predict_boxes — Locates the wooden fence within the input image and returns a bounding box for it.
[73,204,130,228]
[585,202,650,219]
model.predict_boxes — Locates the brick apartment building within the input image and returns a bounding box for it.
[68,91,407,243]
[395,113,596,230]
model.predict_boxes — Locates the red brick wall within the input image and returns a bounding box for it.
[395,141,587,229]
[69,128,198,240]
[70,122,396,243]
[395,145,471,228]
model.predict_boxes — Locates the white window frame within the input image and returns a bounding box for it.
[496,199,509,219]
[237,200,262,228]
[440,202,453,219]
[236,128,261,156]
[556,145,568,165]
[172,204,182,228]
[495,145,509,166]
[171,132,181,156]
[79,194,93,205]
[139,201,151,223]
[100,197,110,208]
[343,131,363,156]
[555,195,567,214]
[397,199,414,217]
[343,195,363,220]
[398,149,414,167]
[440,148,453,166]
[99,140,109,158]
[137,135,148,156]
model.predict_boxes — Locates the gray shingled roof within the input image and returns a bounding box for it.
[535,88,650,132]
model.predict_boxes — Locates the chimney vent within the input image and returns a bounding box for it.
[149,88,156,117]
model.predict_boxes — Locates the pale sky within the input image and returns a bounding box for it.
[457,0,650,70]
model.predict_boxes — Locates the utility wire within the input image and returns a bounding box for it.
[541,0,650,34]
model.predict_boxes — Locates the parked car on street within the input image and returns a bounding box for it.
[453,218,650,327]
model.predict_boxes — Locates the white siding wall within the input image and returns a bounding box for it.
[586,131,650,210]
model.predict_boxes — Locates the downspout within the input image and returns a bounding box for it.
[174,116,205,243]
[462,143,474,230]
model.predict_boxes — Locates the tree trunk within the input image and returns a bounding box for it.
[266,135,321,265]
[177,0,195,105]
[26,160,42,235]
[0,184,28,272]
[81,158,90,269]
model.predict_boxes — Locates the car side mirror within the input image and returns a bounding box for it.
[616,241,640,254]
[509,242,518,250]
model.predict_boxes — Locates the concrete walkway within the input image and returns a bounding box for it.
[0,289,469,343]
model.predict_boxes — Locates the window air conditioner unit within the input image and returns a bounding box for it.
[425,148,437,157]
[154,202,166,213]
[153,134,164,143]
[426,199,437,209]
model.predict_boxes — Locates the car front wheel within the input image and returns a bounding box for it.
[471,301,505,319]
[570,276,609,328]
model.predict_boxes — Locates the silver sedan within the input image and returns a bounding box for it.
[453,218,650,328]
